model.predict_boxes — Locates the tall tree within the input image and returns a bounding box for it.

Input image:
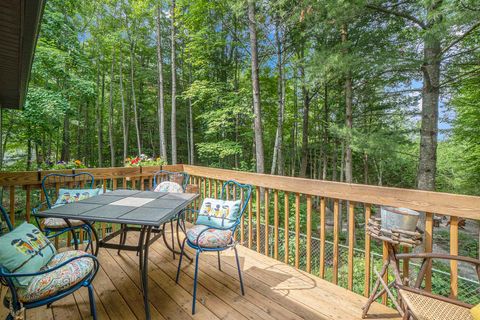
[247,0,264,174]
[342,23,353,183]
[119,50,128,161]
[366,1,480,191]
[108,48,116,166]
[156,4,167,159]
[271,16,285,175]
[171,0,178,164]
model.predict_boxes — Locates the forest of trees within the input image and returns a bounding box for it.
[1,0,479,195]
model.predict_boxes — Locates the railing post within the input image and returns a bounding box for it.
[295,193,300,269]
[425,212,434,292]
[256,186,261,253]
[348,201,355,291]
[264,189,269,256]
[319,197,326,278]
[333,199,339,284]
[306,195,312,273]
[364,204,371,297]
[274,190,279,260]
[284,192,289,265]
[450,216,459,298]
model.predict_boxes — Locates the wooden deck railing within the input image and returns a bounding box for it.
[1,164,479,306]
[182,165,480,304]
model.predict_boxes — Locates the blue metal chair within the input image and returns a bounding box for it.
[33,172,98,254]
[152,170,189,192]
[175,180,252,314]
[150,170,191,259]
[0,206,99,320]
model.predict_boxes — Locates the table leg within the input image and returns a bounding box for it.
[118,224,127,255]
[82,221,100,256]
[139,226,152,320]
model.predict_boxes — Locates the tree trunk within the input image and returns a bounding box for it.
[299,60,310,178]
[156,5,167,160]
[129,42,142,155]
[119,50,128,161]
[61,113,70,161]
[108,49,116,166]
[342,23,353,184]
[248,0,264,174]
[26,138,32,171]
[271,18,285,176]
[417,33,441,191]
[96,61,104,167]
[188,94,194,165]
[322,83,329,180]
[170,0,177,164]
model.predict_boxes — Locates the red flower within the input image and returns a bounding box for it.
[131,157,140,165]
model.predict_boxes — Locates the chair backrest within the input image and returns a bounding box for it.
[0,205,13,235]
[153,170,189,191]
[41,172,95,208]
[220,180,252,218]
[197,180,252,231]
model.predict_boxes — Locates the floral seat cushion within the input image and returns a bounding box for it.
[154,181,184,193]
[44,217,85,229]
[14,250,94,302]
[186,225,232,248]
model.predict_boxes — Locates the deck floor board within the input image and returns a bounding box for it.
[1,232,401,320]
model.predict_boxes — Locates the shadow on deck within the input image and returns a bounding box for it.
[0,232,400,320]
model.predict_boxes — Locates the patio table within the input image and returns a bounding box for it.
[35,189,199,320]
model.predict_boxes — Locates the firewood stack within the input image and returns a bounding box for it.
[367,217,423,248]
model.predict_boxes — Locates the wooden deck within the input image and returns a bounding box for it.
[1,231,400,320]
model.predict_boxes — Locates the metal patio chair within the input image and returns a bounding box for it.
[0,205,99,320]
[33,172,98,254]
[175,180,252,314]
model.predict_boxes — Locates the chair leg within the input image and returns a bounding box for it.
[176,238,186,283]
[234,246,244,295]
[192,250,200,315]
[217,251,221,271]
[118,224,126,255]
[88,284,98,320]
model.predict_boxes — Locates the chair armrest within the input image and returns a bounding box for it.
[31,201,49,216]
[0,254,99,278]
[396,252,480,266]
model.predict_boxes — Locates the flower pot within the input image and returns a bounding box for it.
[380,206,420,232]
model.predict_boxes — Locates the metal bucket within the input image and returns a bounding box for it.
[380,206,420,232]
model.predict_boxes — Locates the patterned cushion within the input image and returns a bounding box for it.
[44,218,85,229]
[0,223,56,287]
[154,181,183,193]
[186,225,232,248]
[15,250,94,302]
[53,188,100,206]
[196,198,241,229]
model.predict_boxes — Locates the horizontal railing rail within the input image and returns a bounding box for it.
[1,164,479,308]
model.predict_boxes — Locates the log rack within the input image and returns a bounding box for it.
[361,217,423,318]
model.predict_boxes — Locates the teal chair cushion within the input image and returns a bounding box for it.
[196,198,241,229]
[54,188,101,206]
[0,222,56,286]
